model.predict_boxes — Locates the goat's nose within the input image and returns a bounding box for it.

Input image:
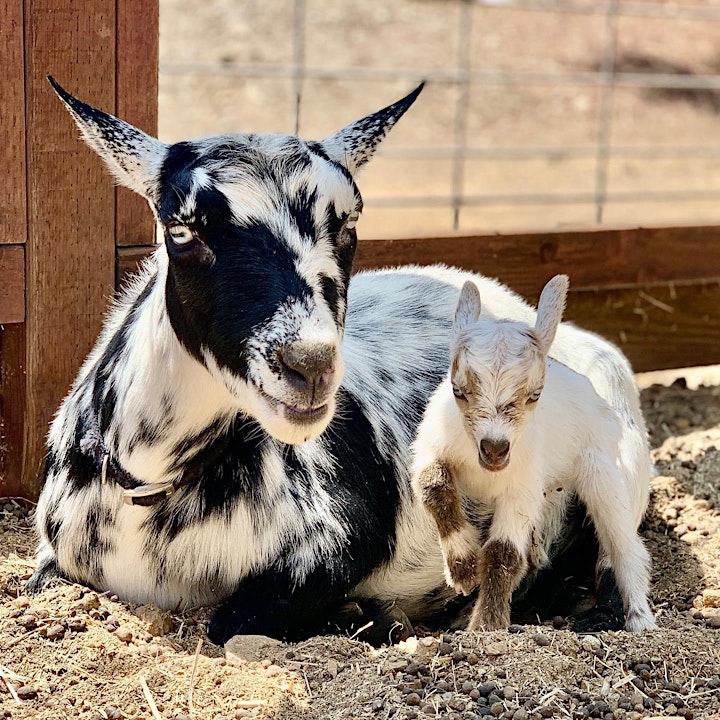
[479,438,510,465]
[277,341,336,396]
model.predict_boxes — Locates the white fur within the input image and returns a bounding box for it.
[412,274,656,631]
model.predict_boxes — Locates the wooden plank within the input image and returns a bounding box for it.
[0,245,25,324]
[116,244,156,287]
[0,325,27,498]
[0,0,26,244]
[354,225,720,295]
[566,282,720,373]
[18,1,118,497]
[115,0,158,247]
[117,246,720,374]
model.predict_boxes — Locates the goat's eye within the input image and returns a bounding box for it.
[452,385,466,401]
[527,388,542,404]
[346,210,360,230]
[167,224,195,246]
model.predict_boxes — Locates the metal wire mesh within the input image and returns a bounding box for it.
[159,0,720,236]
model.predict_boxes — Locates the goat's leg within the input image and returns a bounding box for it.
[415,461,480,595]
[578,453,656,631]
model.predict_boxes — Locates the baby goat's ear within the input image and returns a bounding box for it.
[534,274,569,355]
[453,281,482,333]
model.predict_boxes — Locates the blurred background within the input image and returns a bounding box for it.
[159,0,720,239]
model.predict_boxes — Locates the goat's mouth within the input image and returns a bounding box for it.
[254,383,330,425]
[478,455,511,473]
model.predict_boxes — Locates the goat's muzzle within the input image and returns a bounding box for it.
[479,437,510,472]
[277,340,337,408]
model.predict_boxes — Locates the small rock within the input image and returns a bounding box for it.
[135,604,173,636]
[580,635,601,652]
[479,682,499,697]
[66,617,87,633]
[705,615,720,629]
[12,596,31,609]
[225,635,282,664]
[503,686,518,699]
[551,616,566,629]
[532,633,550,646]
[45,624,66,640]
[263,664,283,678]
[16,613,37,629]
[406,693,421,706]
[76,593,100,612]
[490,701,505,716]
[438,641,453,655]
[16,685,38,700]
[114,627,133,643]
[508,624,524,633]
[105,707,124,719]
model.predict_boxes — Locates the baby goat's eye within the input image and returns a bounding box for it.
[452,385,467,401]
[346,210,360,230]
[527,388,542,404]
[167,224,195,246]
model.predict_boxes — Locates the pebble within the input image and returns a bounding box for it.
[406,693,421,706]
[263,664,283,678]
[45,623,66,640]
[706,616,720,628]
[508,624,524,633]
[114,627,133,643]
[580,635,601,652]
[17,613,37,629]
[490,701,505,716]
[503,686,518,700]
[16,685,38,700]
[66,617,87,633]
[532,633,550,646]
[105,707,124,719]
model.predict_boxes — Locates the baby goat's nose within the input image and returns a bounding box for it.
[480,438,510,465]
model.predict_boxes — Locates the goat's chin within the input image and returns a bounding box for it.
[249,384,337,444]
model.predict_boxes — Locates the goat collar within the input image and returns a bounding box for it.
[100,453,183,507]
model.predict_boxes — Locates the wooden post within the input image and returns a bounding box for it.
[0,0,158,499]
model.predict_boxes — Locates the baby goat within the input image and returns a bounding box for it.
[412,275,656,632]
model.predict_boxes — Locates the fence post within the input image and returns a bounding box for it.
[0,0,158,500]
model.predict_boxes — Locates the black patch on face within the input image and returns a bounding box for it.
[318,273,341,323]
[286,185,318,243]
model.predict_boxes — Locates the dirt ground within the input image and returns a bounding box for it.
[3,368,720,720]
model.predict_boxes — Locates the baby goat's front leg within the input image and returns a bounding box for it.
[469,493,538,631]
[415,460,480,595]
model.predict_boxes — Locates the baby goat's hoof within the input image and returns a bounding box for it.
[444,556,481,597]
[25,557,62,594]
[624,605,657,632]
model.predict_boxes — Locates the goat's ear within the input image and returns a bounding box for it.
[453,281,482,333]
[318,83,424,175]
[48,76,168,201]
[534,274,569,355]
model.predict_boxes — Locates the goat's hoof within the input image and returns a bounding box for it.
[572,604,623,633]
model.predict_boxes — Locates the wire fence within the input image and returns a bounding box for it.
[159,0,720,235]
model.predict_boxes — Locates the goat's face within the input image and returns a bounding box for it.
[450,276,569,472]
[49,78,422,444]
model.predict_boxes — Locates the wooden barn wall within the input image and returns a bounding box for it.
[0,0,158,500]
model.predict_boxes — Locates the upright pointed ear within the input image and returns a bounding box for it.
[318,83,424,174]
[453,281,482,334]
[48,76,168,202]
[534,274,569,355]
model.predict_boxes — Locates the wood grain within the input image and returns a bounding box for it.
[115,0,159,246]
[354,225,720,296]
[0,245,25,324]
[18,1,118,496]
[0,0,26,245]
[0,325,27,498]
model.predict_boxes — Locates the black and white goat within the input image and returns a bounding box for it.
[29,78,648,643]
[412,277,656,632]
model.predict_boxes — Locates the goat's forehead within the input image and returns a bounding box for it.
[158,133,359,223]
[453,322,544,387]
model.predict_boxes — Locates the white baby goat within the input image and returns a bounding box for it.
[412,275,656,632]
